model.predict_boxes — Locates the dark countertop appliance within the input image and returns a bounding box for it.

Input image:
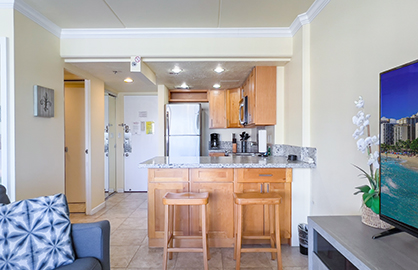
[210,133,219,149]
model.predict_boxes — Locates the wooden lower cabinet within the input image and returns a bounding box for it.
[234,168,292,245]
[148,167,292,247]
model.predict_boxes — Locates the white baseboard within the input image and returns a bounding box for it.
[89,201,105,215]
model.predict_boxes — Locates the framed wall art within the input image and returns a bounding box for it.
[34,85,54,117]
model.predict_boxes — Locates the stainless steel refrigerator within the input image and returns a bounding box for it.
[165,103,201,157]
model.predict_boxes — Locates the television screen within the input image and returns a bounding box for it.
[380,59,418,237]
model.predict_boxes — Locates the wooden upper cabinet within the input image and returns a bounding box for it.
[208,90,226,128]
[247,66,277,126]
[226,88,242,128]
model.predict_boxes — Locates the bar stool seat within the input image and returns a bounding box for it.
[234,192,283,270]
[162,192,210,270]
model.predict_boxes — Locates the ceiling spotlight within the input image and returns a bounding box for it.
[213,83,221,89]
[124,77,134,83]
[214,66,225,73]
[171,66,183,74]
[180,82,189,89]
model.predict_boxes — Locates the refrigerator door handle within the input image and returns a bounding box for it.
[166,109,170,156]
[195,112,200,133]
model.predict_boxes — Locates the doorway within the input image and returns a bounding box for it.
[64,77,86,213]
[124,95,158,191]
[104,92,117,198]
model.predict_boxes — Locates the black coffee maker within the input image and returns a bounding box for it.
[210,133,219,149]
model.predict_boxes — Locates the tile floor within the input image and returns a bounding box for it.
[70,192,308,270]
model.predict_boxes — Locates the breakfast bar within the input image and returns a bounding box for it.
[140,156,315,248]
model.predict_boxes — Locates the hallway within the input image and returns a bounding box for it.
[70,192,308,270]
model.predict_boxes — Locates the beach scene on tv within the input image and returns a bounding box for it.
[380,62,418,229]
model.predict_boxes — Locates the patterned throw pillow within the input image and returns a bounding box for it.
[0,193,75,270]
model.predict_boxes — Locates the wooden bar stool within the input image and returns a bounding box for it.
[234,192,282,270]
[162,192,210,270]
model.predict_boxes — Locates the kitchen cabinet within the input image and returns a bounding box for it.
[246,66,277,126]
[209,152,225,157]
[234,168,292,245]
[208,90,226,128]
[190,168,234,247]
[148,167,291,247]
[148,168,235,247]
[226,88,242,128]
[148,169,189,246]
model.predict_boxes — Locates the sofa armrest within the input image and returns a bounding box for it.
[71,220,110,270]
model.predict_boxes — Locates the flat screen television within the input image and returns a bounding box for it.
[378,59,418,239]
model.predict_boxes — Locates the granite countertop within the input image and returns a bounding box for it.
[139,156,315,169]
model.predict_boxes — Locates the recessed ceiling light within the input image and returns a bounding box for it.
[171,66,183,74]
[214,66,225,73]
[180,82,189,89]
[124,77,134,83]
[213,83,221,89]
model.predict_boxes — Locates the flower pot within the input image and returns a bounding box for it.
[361,204,392,229]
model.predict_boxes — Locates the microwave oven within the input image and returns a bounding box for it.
[239,96,248,126]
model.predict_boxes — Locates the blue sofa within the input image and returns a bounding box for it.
[0,185,110,270]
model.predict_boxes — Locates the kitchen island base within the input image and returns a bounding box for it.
[148,168,292,248]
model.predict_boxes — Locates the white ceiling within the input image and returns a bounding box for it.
[22,0,315,92]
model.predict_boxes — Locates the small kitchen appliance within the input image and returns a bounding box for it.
[210,133,220,149]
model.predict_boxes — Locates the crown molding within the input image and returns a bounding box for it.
[2,0,330,39]
[290,0,330,36]
[14,0,61,37]
[60,27,293,39]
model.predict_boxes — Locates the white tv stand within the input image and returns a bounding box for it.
[308,216,418,270]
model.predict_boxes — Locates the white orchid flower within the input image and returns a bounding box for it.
[371,135,379,145]
[367,151,380,169]
[352,128,364,139]
[364,136,372,146]
[354,96,364,108]
[357,138,367,153]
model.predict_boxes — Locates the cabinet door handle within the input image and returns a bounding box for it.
[260,183,263,193]
[259,174,273,177]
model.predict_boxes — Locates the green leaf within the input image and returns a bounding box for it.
[363,193,373,208]
[354,185,371,194]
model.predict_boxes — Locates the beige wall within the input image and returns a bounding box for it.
[284,28,303,145]
[309,0,418,215]
[61,37,292,58]
[13,11,65,200]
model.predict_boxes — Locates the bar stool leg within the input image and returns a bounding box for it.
[233,203,237,260]
[269,204,277,260]
[169,204,174,260]
[201,204,209,270]
[275,204,282,270]
[236,204,243,270]
[205,204,211,260]
[163,204,169,270]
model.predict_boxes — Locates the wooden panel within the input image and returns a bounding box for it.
[190,182,235,246]
[208,90,227,128]
[253,66,276,125]
[235,168,287,183]
[234,182,265,236]
[169,89,208,103]
[226,88,242,128]
[148,168,188,182]
[264,181,292,245]
[209,152,225,157]
[191,168,233,183]
[148,182,189,245]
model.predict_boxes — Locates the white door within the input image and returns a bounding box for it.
[124,95,158,191]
